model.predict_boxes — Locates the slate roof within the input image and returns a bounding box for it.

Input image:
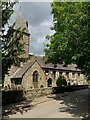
[31,56,81,72]
[13,12,29,34]
[11,60,34,79]
[11,56,81,79]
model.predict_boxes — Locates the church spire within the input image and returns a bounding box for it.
[13,3,30,35]
[13,3,30,58]
[17,0,21,12]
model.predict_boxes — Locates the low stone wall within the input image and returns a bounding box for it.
[52,85,89,94]
[23,87,52,100]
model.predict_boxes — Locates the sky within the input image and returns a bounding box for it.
[9,2,54,56]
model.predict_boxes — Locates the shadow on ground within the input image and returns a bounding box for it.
[53,88,90,118]
[2,99,34,118]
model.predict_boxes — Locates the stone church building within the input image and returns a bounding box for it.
[4,13,87,90]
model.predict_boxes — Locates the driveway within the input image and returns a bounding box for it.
[10,88,89,118]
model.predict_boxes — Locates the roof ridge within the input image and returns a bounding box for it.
[10,67,22,79]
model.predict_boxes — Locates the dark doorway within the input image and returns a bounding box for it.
[47,78,52,87]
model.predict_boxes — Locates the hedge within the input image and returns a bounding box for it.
[2,90,24,105]
[52,85,89,94]
[2,85,89,105]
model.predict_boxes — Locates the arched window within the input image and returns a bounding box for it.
[47,78,52,87]
[33,71,38,83]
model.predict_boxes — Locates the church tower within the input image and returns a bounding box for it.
[4,12,30,87]
[13,12,30,58]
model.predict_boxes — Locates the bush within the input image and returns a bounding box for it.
[68,82,71,86]
[52,86,65,94]
[2,90,24,105]
[56,76,67,87]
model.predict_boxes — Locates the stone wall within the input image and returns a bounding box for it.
[20,34,29,58]
[4,65,19,87]
[23,87,52,100]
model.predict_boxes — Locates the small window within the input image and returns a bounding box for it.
[59,72,63,76]
[45,70,49,76]
[53,71,56,79]
[11,79,22,85]
[66,72,69,77]
[45,70,49,73]
[78,73,80,76]
[72,73,75,78]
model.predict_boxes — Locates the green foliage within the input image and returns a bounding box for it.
[45,2,90,80]
[56,75,67,87]
[2,26,26,79]
[2,2,26,80]
[0,80,2,84]
[2,2,15,27]
[2,90,24,105]
[83,115,90,120]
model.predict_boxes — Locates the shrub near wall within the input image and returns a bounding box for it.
[2,90,24,105]
[56,76,67,87]
[52,86,65,94]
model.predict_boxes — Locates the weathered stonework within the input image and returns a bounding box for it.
[23,87,52,99]
[20,34,30,58]
[4,65,19,87]
[22,61,47,90]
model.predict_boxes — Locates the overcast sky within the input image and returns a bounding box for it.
[9,2,54,56]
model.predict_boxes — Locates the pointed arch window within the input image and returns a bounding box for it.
[33,71,38,83]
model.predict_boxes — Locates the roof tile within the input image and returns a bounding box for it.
[11,56,81,79]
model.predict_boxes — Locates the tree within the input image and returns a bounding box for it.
[56,75,67,87]
[2,1,26,81]
[45,2,90,80]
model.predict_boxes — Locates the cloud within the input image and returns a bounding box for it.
[29,18,54,55]
[9,2,53,56]
[21,2,52,26]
